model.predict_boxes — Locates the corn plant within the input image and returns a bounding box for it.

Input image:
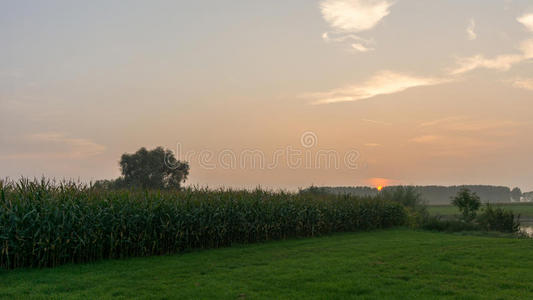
[0,178,407,269]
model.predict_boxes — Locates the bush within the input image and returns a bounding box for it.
[421,216,479,232]
[379,186,428,228]
[476,204,520,233]
[0,178,407,269]
[404,207,429,229]
[422,204,521,234]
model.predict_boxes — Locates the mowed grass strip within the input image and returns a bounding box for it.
[1,229,533,299]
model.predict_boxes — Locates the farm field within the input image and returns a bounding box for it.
[428,202,533,219]
[2,229,533,299]
[0,183,406,269]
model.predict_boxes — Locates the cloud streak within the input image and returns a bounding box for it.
[361,118,392,125]
[511,78,533,91]
[410,135,440,144]
[305,71,449,105]
[449,39,533,75]
[309,7,532,106]
[0,132,106,160]
[409,134,496,158]
[351,43,373,52]
[420,117,523,132]
[413,117,526,157]
[449,12,533,75]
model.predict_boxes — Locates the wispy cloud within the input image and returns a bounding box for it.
[409,134,493,158]
[450,54,523,74]
[415,117,526,156]
[322,32,375,52]
[466,18,477,40]
[518,13,533,32]
[0,132,106,160]
[419,116,523,132]
[449,39,533,75]
[320,0,394,32]
[309,6,532,106]
[449,14,533,75]
[361,118,392,125]
[321,32,371,43]
[419,116,467,127]
[410,116,527,158]
[351,43,373,52]
[511,78,533,91]
[410,135,440,144]
[320,0,394,52]
[305,71,449,105]
[29,133,106,157]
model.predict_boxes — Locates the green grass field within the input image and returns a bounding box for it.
[428,202,533,219]
[2,229,533,299]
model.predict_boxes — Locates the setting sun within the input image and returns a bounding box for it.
[377,186,383,191]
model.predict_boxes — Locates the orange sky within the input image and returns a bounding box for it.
[1,1,533,190]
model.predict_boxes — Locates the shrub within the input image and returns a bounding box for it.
[0,178,407,269]
[422,204,521,234]
[421,216,479,232]
[476,204,520,233]
[379,186,428,228]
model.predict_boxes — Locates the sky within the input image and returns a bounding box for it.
[1,0,533,191]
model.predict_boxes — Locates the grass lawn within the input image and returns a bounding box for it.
[428,202,533,219]
[2,229,533,299]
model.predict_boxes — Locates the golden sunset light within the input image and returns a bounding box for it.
[2,1,533,297]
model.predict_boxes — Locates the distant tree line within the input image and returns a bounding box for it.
[301,185,527,204]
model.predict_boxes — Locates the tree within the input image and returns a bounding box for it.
[119,147,189,189]
[451,188,481,222]
[510,187,522,202]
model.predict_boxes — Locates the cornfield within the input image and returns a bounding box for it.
[0,178,407,269]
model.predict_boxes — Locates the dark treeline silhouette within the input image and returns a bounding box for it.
[301,185,527,204]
